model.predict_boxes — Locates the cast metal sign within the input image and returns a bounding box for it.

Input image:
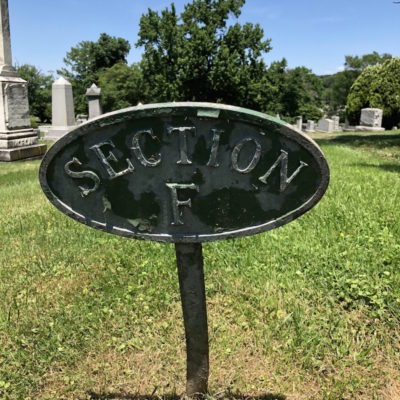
[39,103,329,242]
[40,102,330,397]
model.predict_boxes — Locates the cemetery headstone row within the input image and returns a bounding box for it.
[295,116,342,134]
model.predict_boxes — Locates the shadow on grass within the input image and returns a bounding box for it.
[316,133,400,149]
[350,162,400,174]
[87,392,286,400]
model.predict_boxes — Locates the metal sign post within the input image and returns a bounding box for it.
[39,102,329,398]
[176,243,209,396]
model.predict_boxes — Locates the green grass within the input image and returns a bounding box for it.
[310,129,400,161]
[1,131,400,399]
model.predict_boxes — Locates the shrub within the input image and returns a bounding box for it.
[346,58,400,128]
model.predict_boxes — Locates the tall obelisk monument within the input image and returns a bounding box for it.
[0,0,46,161]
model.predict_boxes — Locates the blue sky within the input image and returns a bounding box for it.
[9,0,400,76]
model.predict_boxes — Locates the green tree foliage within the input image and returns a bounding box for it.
[58,33,131,114]
[346,58,400,128]
[137,1,325,120]
[322,52,393,113]
[265,59,322,121]
[321,70,359,113]
[98,63,144,113]
[263,58,287,115]
[137,0,274,111]
[137,4,181,102]
[282,66,323,121]
[345,51,392,71]
[16,64,53,122]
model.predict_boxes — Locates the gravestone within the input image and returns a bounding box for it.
[305,120,315,133]
[317,118,334,133]
[86,83,102,119]
[332,116,340,131]
[45,77,76,141]
[360,108,383,127]
[356,108,385,131]
[343,114,356,132]
[0,0,46,161]
[40,103,330,398]
[296,116,302,131]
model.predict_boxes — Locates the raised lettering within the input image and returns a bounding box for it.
[231,137,262,173]
[131,129,161,167]
[90,140,134,179]
[166,183,199,226]
[207,129,224,167]
[64,157,100,197]
[258,150,308,192]
[167,126,195,165]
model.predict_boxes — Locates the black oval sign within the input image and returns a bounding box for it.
[39,103,329,242]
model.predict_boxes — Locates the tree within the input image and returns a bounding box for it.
[264,59,323,121]
[17,64,53,122]
[137,0,274,112]
[346,58,400,128]
[344,51,392,72]
[281,66,323,121]
[321,52,393,113]
[98,63,144,113]
[58,33,131,114]
[321,70,359,113]
[137,4,181,102]
[264,58,287,115]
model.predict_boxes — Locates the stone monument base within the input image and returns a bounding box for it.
[0,143,46,161]
[0,128,39,148]
[0,127,46,161]
[355,126,385,132]
[45,126,76,141]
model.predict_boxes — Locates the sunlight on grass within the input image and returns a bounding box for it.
[0,133,400,399]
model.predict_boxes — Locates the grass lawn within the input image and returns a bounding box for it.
[0,130,400,399]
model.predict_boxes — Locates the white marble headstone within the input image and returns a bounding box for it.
[360,108,383,127]
[317,119,334,133]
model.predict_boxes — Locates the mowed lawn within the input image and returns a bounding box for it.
[0,131,400,400]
